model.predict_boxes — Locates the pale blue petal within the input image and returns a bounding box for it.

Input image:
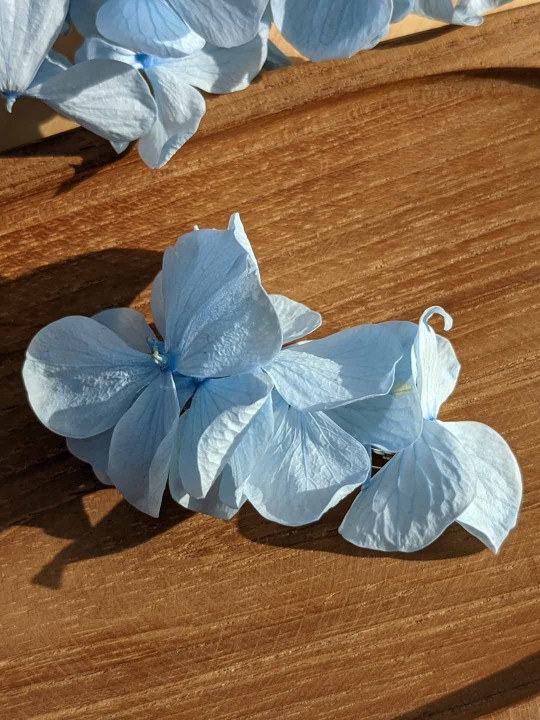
[0,0,69,94]
[328,321,422,452]
[96,0,205,57]
[219,393,274,507]
[413,306,459,420]
[162,233,281,377]
[108,373,180,516]
[227,213,258,272]
[30,51,70,85]
[392,0,414,22]
[168,0,268,48]
[139,66,205,169]
[413,0,510,24]
[93,308,155,353]
[67,430,113,485]
[165,23,269,94]
[70,0,106,37]
[170,474,241,520]
[150,272,166,337]
[264,41,293,70]
[268,323,402,412]
[270,0,393,61]
[444,421,522,553]
[271,294,322,344]
[244,393,370,526]
[339,419,477,552]
[26,60,157,144]
[23,316,157,438]
[75,37,140,67]
[171,372,272,499]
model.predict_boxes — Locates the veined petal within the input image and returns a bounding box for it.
[93,308,155,353]
[444,421,522,552]
[270,0,393,61]
[268,323,402,412]
[170,473,241,520]
[0,0,69,94]
[339,419,477,552]
[108,372,180,516]
[168,0,268,48]
[26,60,157,144]
[227,213,258,272]
[96,0,205,57]
[139,66,205,169]
[165,23,269,94]
[67,429,114,485]
[271,294,322,344]
[171,372,272,499]
[162,228,281,376]
[30,51,70,86]
[413,306,459,420]
[244,393,370,526]
[219,393,274,507]
[70,0,107,37]
[75,37,140,67]
[23,316,157,438]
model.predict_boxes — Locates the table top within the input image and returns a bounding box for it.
[1,7,539,719]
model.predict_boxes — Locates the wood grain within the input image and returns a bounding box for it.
[1,6,540,720]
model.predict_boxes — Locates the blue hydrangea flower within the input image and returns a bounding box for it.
[269,0,394,61]
[76,18,270,168]
[23,216,282,517]
[72,0,269,56]
[414,0,512,25]
[339,307,522,553]
[0,0,156,144]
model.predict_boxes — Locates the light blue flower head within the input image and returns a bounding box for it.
[339,307,522,554]
[0,0,156,144]
[75,15,271,168]
[23,214,282,517]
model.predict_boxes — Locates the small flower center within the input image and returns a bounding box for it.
[147,337,173,371]
[135,53,155,70]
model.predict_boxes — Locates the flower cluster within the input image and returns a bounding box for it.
[2,0,509,168]
[23,216,522,553]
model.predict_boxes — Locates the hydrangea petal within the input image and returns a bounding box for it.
[268,324,402,412]
[67,430,114,485]
[165,25,269,94]
[219,393,274,507]
[162,233,281,377]
[26,60,157,144]
[445,421,522,552]
[150,272,166,338]
[23,316,157,438]
[170,473,241,520]
[96,0,205,58]
[271,294,322,344]
[339,419,477,552]
[172,372,272,499]
[244,393,370,526]
[168,0,268,48]
[75,37,140,67]
[414,0,511,25]
[0,0,69,94]
[413,306,459,420]
[139,66,206,169]
[392,0,415,22]
[30,51,70,86]
[270,0,393,61]
[108,373,180,517]
[93,308,155,353]
[70,0,106,37]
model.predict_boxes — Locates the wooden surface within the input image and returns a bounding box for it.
[1,0,538,152]
[1,6,540,719]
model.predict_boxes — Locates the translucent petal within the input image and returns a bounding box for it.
[413,306,459,420]
[96,0,205,57]
[162,233,281,377]
[93,308,155,353]
[108,373,180,517]
[168,0,268,48]
[171,372,272,499]
[271,294,322,344]
[139,66,206,169]
[268,323,402,412]
[270,0,393,61]
[244,393,370,526]
[339,419,477,552]
[23,316,157,438]
[67,429,114,485]
[26,60,157,144]
[0,0,69,93]
[445,421,522,553]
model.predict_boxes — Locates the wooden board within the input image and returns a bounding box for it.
[0,0,538,152]
[1,6,540,719]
